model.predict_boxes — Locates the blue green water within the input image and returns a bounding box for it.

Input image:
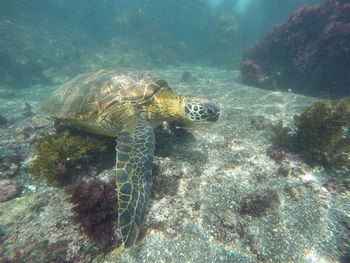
[0,0,324,88]
[1,1,349,262]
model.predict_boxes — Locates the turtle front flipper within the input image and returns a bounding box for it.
[115,118,155,249]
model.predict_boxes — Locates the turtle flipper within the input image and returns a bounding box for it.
[115,118,154,249]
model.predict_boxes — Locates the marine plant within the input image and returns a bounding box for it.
[240,60,264,86]
[29,131,107,184]
[240,0,350,97]
[272,98,350,170]
[65,179,118,246]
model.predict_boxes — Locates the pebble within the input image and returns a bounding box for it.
[0,180,20,202]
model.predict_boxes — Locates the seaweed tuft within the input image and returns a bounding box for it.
[29,131,107,184]
[272,98,350,170]
[65,179,119,247]
[271,120,295,149]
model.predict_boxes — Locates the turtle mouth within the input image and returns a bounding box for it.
[204,105,220,122]
[210,110,221,122]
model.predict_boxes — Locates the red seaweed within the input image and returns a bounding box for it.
[240,0,350,97]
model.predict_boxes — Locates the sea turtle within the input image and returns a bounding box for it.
[41,68,220,250]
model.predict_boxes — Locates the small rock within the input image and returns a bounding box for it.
[0,114,7,128]
[250,115,269,130]
[6,163,19,177]
[284,186,300,201]
[0,180,20,202]
[21,102,34,117]
[239,190,280,217]
[277,165,291,177]
[180,71,195,82]
[324,180,349,195]
[266,148,286,164]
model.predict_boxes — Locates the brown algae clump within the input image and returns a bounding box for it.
[29,131,107,184]
[272,97,350,170]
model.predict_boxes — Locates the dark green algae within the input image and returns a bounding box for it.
[272,97,350,171]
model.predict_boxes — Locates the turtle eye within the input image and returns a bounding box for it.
[203,102,220,122]
[206,107,214,115]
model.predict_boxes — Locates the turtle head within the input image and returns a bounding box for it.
[183,97,220,123]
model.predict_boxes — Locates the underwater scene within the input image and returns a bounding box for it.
[0,0,349,262]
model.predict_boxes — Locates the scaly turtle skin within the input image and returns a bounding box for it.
[41,68,220,250]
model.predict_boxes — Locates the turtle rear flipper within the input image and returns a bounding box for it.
[115,118,154,249]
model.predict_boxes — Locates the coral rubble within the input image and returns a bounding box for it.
[240,0,350,97]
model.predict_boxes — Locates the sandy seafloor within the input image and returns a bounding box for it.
[0,65,349,263]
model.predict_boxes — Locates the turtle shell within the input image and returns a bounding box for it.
[41,69,169,119]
